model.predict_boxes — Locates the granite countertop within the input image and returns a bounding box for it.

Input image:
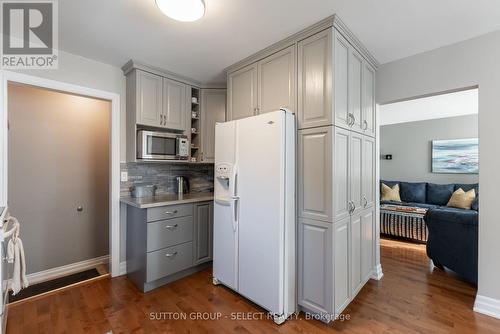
[120,192,214,209]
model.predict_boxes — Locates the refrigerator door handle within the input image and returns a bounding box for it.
[231,196,239,232]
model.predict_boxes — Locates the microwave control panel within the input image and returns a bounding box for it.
[178,138,189,157]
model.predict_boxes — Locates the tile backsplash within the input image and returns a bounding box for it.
[121,162,214,197]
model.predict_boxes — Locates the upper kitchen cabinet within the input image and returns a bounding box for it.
[297,29,332,129]
[258,45,296,114]
[227,64,258,121]
[362,63,376,137]
[227,46,296,121]
[134,70,163,128]
[201,89,227,162]
[163,78,188,131]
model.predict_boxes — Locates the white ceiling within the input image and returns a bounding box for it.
[59,0,500,84]
[379,88,478,126]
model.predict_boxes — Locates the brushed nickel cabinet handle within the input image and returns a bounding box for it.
[363,120,368,130]
[363,196,368,208]
[165,210,178,215]
[165,224,178,230]
[165,252,178,258]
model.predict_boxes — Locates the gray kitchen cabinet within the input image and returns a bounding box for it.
[297,126,332,222]
[362,63,376,137]
[126,201,213,292]
[334,216,350,314]
[298,218,333,317]
[163,78,188,131]
[227,64,258,120]
[297,29,333,129]
[361,208,375,283]
[201,89,226,162]
[349,48,364,133]
[334,127,350,221]
[350,211,362,297]
[258,45,296,114]
[350,131,364,215]
[135,70,163,127]
[193,202,213,265]
[333,31,350,129]
[362,135,376,209]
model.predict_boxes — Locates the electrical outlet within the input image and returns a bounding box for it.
[121,171,128,182]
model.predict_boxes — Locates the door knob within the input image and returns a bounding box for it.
[77,206,83,212]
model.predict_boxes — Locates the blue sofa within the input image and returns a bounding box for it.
[381,181,479,284]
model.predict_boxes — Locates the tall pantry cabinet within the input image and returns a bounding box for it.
[297,26,377,320]
[225,15,379,323]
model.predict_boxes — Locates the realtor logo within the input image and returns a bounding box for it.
[1,0,58,69]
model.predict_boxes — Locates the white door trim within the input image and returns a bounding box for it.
[0,70,121,277]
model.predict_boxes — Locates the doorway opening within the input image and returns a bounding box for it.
[6,82,111,302]
[377,87,479,286]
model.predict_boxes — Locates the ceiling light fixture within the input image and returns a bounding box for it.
[155,0,205,22]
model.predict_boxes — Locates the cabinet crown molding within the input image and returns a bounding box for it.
[224,14,379,75]
[122,60,227,89]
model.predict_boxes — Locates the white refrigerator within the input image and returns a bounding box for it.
[213,109,296,324]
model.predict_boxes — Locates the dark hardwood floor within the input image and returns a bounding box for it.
[7,238,500,333]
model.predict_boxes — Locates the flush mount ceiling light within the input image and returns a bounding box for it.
[155,0,205,22]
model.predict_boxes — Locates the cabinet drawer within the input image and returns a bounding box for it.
[147,216,193,252]
[147,204,193,222]
[146,242,193,282]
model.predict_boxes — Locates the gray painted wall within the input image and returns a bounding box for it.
[377,29,500,302]
[8,84,110,274]
[381,115,478,184]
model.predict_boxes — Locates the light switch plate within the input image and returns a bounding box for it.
[121,171,128,182]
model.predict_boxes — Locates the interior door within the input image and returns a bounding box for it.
[258,45,295,114]
[237,111,284,314]
[227,64,258,120]
[350,132,363,215]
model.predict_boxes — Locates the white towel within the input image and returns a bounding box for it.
[5,217,29,295]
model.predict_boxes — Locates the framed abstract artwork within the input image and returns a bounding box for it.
[432,138,479,174]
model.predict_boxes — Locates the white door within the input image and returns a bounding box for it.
[258,46,296,114]
[237,111,285,314]
[213,121,238,289]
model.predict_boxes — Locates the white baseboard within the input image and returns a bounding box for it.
[119,261,127,276]
[474,295,500,319]
[371,264,384,280]
[26,255,109,285]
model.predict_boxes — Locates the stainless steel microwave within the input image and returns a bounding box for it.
[137,130,189,161]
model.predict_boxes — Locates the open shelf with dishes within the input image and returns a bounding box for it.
[190,87,201,162]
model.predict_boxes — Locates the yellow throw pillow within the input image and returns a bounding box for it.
[381,183,402,202]
[447,188,476,210]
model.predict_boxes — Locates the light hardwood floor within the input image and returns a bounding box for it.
[7,238,500,333]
